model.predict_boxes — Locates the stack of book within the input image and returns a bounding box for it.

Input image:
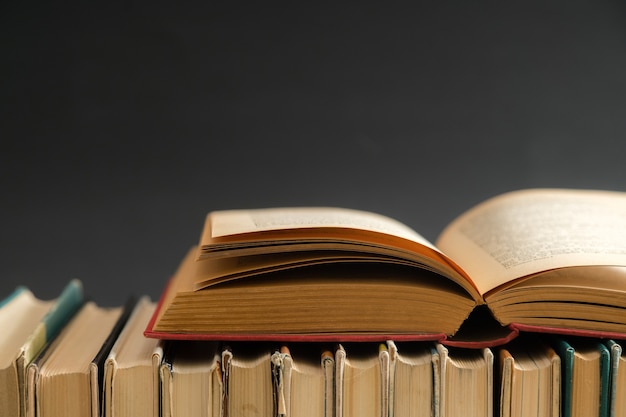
[3,188,626,417]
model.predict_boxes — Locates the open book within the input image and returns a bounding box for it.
[145,188,626,347]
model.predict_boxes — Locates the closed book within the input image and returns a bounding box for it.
[145,189,626,347]
[437,344,493,417]
[0,280,82,417]
[387,341,437,417]
[103,297,163,417]
[159,341,221,417]
[270,345,335,417]
[27,298,135,417]
[497,338,560,417]
[221,343,275,417]
[335,343,390,417]
[554,337,611,417]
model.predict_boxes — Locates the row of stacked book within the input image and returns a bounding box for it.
[2,279,625,417]
[7,188,626,417]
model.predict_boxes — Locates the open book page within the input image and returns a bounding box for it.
[204,207,436,249]
[193,250,420,289]
[195,207,481,299]
[436,189,626,296]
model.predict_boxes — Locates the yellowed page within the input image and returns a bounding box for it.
[193,251,417,289]
[195,207,482,300]
[205,207,435,248]
[436,189,626,295]
[0,291,52,368]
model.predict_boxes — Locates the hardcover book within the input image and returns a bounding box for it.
[437,344,493,417]
[221,344,275,417]
[497,338,560,417]
[387,341,438,417]
[603,340,624,417]
[334,343,390,417]
[145,188,626,347]
[27,299,135,417]
[159,341,222,417]
[270,346,335,417]
[554,337,611,417]
[103,297,162,417]
[0,280,83,417]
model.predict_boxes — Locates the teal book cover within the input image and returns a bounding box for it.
[555,338,610,417]
[0,280,84,417]
[23,279,84,364]
[42,279,84,341]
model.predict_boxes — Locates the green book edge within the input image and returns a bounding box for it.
[24,279,84,364]
[555,338,612,417]
[598,342,611,417]
[554,338,575,417]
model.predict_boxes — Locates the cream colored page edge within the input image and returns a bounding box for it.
[436,188,626,295]
[207,207,436,249]
[112,298,158,366]
[199,208,482,300]
[0,291,52,369]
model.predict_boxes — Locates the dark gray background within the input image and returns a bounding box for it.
[2,2,626,306]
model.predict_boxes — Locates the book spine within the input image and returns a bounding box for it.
[379,344,390,417]
[335,345,346,417]
[387,341,398,417]
[151,342,165,417]
[221,348,233,417]
[554,339,574,417]
[271,348,290,417]
[159,350,173,417]
[598,342,611,417]
[484,347,494,417]
[92,296,138,387]
[322,350,335,417]
[431,345,441,417]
